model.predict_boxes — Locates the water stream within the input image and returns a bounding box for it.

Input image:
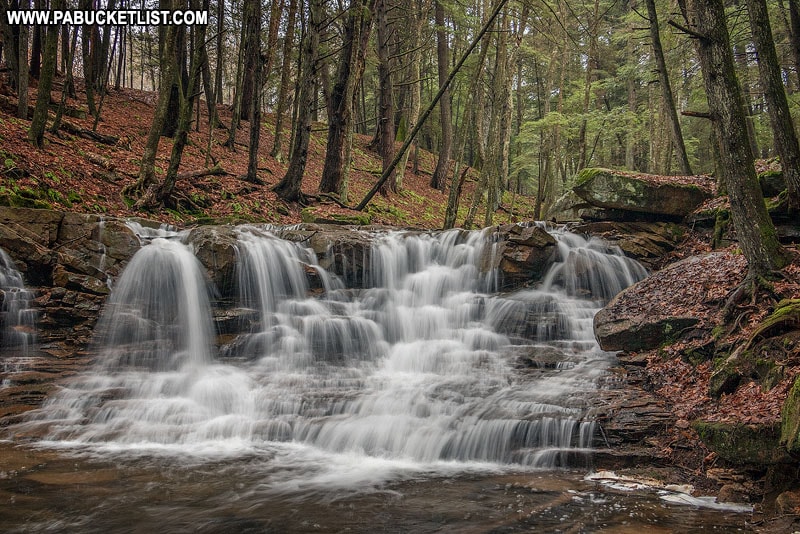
[0,225,755,531]
[0,248,36,353]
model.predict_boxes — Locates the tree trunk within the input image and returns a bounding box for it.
[789,0,800,89]
[270,0,299,162]
[319,0,375,199]
[484,9,510,227]
[225,7,248,149]
[645,0,692,175]
[245,0,263,184]
[577,0,600,171]
[141,0,206,209]
[28,0,62,147]
[374,0,397,195]
[129,22,179,196]
[16,0,28,120]
[214,0,224,104]
[746,0,800,212]
[684,0,789,276]
[430,0,453,191]
[273,0,323,203]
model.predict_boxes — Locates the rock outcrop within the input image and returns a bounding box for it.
[593,252,747,352]
[572,168,714,218]
[486,224,557,290]
[560,168,714,221]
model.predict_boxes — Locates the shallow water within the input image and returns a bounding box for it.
[0,442,752,533]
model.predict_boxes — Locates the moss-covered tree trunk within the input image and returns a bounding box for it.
[684,0,790,276]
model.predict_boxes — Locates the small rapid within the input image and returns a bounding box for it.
[16,223,647,487]
[0,247,36,352]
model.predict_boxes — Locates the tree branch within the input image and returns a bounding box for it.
[355,0,510,211]
[667,18,708,40]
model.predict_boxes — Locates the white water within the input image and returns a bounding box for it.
[18,224,648,490]
[0,247,36,352]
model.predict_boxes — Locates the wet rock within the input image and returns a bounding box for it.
[0,206,64,247]
[278,223,374,287]
[717,483,750,504]
[593,311,698,352]
[572,168,714,218]
[485,224,557,290]
[571,221,684,267]
[51,264,109,296]
[186,225,240,299]
[0,223,56,284]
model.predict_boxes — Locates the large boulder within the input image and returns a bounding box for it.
[594,252,747,352]
[572,168,714,218]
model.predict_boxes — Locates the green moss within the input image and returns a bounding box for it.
[782,376,800,454]
[693,420,787,465]
[331,212,372,225]
[573,167,611,187]
[301,207,318,223]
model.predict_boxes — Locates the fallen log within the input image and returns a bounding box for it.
[60,121,119,145]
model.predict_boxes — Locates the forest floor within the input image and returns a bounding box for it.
[0,78,535,229]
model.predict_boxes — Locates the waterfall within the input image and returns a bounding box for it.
[0,247,36,352]
[19,224,647,480]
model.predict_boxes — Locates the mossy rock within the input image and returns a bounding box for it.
[694,420,790,465]
[709,346,784,398]
[0,191,52,210]
[572,168,713,217]
[758,170,786,198]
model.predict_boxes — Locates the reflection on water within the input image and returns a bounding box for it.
[0,442,751,533]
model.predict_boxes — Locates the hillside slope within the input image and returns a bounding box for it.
[0,80,535,229]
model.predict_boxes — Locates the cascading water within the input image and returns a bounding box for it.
[0,247,36,352]
[18,223,647,485]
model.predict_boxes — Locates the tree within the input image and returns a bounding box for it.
[372,0,397,195]
[430,0,453,191]
[126,18,179,200]
[274,0,324,203]
[645,0,692,175]
[136,0,207,209]
[319,0,375,200]
[680,0,789,277]
[270,0,299,162]
[28,0,63,147]
[745,0,800,212]
[245,0,264,184]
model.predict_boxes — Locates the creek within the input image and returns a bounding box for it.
[0,223,753,531]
